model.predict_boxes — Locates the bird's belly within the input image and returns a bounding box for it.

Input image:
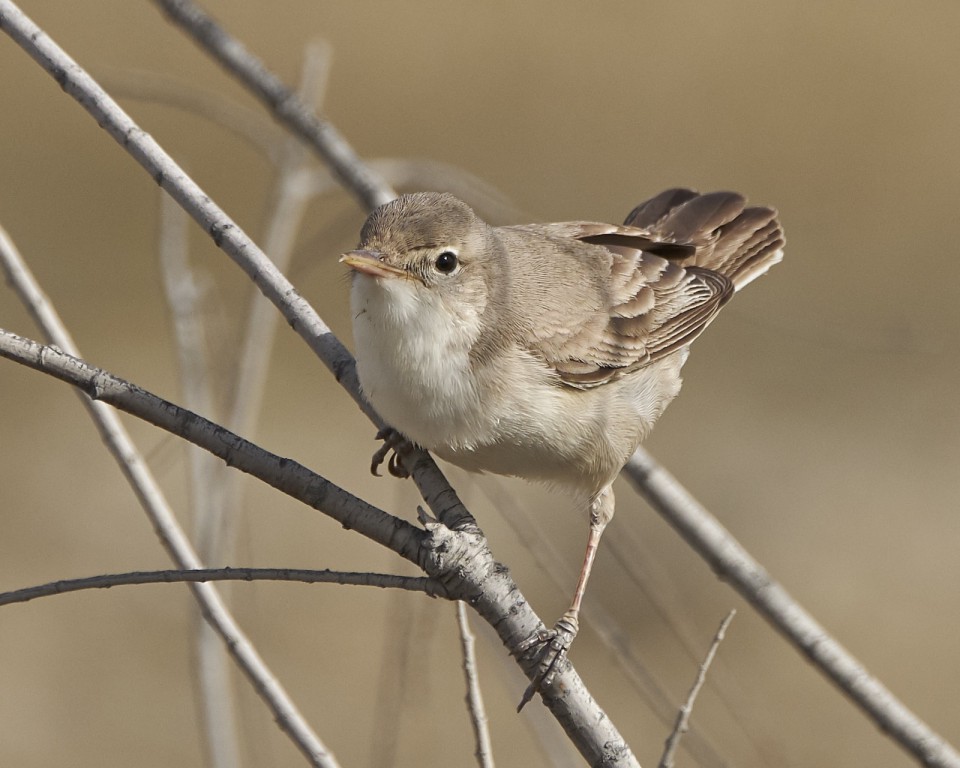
[430,353,689,490]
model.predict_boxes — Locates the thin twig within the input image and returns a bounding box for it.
[624,449,960,768]
[0,225,341,768]
[151,0,396,210]
[456,602,495,768]
[159,193,240,768]
[0,567,443,608]
[659,610,736,768]
[159,193,224,554]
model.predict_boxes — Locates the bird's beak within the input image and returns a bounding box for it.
[340,249,407,279]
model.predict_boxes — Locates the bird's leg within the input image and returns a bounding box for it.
[516,485,615,710]
[369,427,412,478]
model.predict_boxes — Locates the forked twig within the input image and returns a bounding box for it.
[659,610,736,768]
[456,602,495,768]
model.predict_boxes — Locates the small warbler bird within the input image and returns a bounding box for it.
[342,188,783,702]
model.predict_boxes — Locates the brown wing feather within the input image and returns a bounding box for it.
[502,190,782,390]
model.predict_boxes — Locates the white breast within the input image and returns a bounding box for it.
[351,273,494,450]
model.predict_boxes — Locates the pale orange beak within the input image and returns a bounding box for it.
[340,249,407,279]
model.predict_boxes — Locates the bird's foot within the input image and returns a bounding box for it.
[515,610,580,711]
[370,427,413,478]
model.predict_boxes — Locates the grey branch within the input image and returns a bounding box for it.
[659,610,736,768]
[0,568,443,608]
[456,602,495,768]
[158,193,243,768]
[625,450,960,768]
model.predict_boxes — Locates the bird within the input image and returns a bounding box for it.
[341,188,784,704]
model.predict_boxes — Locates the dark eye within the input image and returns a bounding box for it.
[434,251,459,274]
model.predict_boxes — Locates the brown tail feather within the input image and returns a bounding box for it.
[624,188,784,290]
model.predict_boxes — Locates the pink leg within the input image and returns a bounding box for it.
[517,485,615,710]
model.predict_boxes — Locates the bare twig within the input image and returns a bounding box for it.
[151,0,396,210]
[0,8,641,765]
[0,567,443,608]
[659,610,736,768]
[158,193,241,768]
[624,449,960,768]
[159,194,224,553]
[456,602,495,768]
[0,226,341,768]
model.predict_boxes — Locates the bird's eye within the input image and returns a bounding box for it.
[434,250,459,274]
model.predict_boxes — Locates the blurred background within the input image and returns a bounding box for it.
[1,2,958,766]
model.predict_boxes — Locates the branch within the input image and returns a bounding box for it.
[659,610,735,768]
[0,568,443,608]
[456,602,495,768]
[624,450,960,768]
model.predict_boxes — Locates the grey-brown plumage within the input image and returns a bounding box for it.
[501,188,783,387]
[342,189,783,701]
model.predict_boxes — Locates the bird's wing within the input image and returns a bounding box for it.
[501,189,782,389]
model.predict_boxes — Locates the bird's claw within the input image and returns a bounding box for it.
[370,427,412,478]
[516,612,580,711]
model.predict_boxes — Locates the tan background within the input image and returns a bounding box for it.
[1,2,958,766]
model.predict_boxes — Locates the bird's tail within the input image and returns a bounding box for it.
[624,188,785,290]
